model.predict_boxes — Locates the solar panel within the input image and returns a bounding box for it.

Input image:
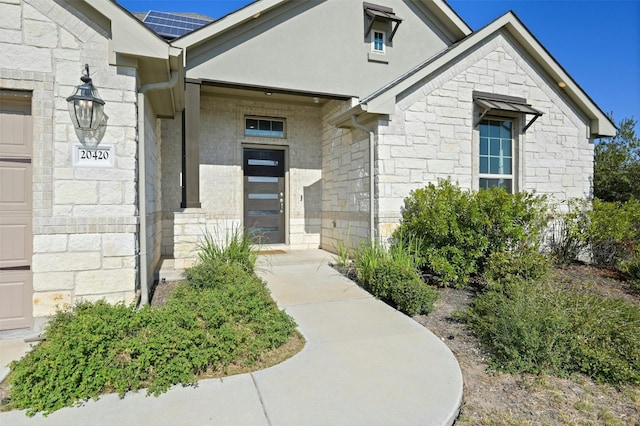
[142,11,212,39]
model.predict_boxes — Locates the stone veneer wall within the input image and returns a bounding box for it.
[321,100,372,253]
[143,96,163,283]
[164,95,323,269]
[1,0,140,321]
[376,31,592,239]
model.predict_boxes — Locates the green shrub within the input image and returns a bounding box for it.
[465,279,640,385]
[395,180,547,287]
[620,255,640,293]
[366,258,437,316]
[352,241,437,316]
[544,199,591,265]
[6,263,296,416]
[588,198,640,268]
[389,274,439,316]
[482,249,550,293]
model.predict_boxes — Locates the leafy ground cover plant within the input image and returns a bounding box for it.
[5,233,296,417]
[465,277,640,385]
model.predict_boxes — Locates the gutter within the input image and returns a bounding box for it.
[137,70,179,306]
[351,115,376,245]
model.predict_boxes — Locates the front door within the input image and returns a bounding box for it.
[0,91,33,330]
[243,148,285,244]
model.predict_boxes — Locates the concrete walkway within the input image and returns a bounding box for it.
[0,249,463,425]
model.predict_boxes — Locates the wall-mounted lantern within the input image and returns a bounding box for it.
[67,64,106,149]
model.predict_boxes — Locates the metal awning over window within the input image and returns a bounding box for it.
[473,91,543,133]
[364,2,403,41]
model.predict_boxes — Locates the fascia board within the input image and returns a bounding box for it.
[499,14,616,137]
[418,0,472,39]
[365,12,616,137]
[172,0,289,49]
[85,0,174,60]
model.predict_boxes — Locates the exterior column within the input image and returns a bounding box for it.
[182,80,201,208]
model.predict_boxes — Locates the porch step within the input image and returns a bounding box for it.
[158,257,185,283]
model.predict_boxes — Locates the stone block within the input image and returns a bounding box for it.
[102,233,135,257]
[0,3,21,29]
[68,233,101,251]
[33,291,72,317]
[0,43,52,72]
[33,234,67,253]
[75,268,135,294]
[33,271,74,291]
[99,181,123,204]
[54,180,98,205]
[33,252,101,272]
[23,18,59,48]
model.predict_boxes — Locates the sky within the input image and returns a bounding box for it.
[118,0,640,133]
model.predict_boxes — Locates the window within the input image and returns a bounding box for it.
[372,30,385,53]
[479,119,513,193]
[245,117,285,138]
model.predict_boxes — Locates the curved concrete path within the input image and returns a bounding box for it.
[1,249,463,425]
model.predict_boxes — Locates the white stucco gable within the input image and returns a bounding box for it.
[172,0,472,98]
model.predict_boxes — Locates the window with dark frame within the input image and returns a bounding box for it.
[245,117,285,138]
[479,119,513,193]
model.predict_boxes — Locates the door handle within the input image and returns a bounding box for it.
[279,192,284,213]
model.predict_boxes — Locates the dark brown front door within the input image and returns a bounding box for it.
[243,148,285,244]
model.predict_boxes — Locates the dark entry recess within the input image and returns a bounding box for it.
[243,149,285,244]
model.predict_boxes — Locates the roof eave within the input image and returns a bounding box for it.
[362,11,616,138]
[172,0,289,49]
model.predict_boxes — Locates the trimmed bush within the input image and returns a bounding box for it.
[395,180,547,287]
[367,258,438,316]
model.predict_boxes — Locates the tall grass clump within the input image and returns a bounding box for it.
[395,179,547,287]
[195,227,257,273]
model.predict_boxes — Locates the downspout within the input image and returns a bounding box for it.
[136,70,179,306]
[351,115,376,245]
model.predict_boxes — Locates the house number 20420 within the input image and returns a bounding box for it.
[79,148,110,160]
[73,144,114,168]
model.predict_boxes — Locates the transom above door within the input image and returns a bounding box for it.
[243,148,286,244]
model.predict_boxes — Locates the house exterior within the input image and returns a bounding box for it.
[0,0,615,330]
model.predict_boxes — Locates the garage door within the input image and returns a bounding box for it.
[0,91,33,330]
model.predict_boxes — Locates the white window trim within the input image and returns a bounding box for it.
[478,118,517,193]
[371,30,386,53]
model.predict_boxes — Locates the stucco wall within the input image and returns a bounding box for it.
[165,94,323,269]
[0,0,140,320]
[377,31,592,239]
[185,0,452,99]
